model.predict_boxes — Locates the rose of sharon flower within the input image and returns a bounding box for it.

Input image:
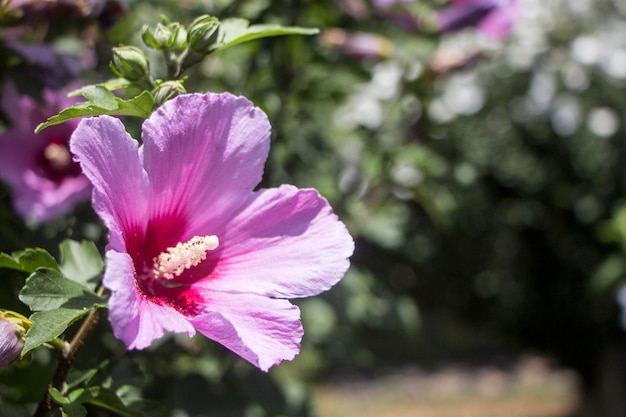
[70,92,354,371]
[0,83,91,222]
[322,28,394,59]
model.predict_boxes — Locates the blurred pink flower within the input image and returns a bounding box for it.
[322,28,394,59]
[371,0,414,8]
[438,0,519,39]
[0,83,91,222]
[7,0,126,27]
[4,40,83,89]
[70,92,354,371]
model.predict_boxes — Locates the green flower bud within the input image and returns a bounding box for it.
[168,22,188,51]
[142,23,173,50]
[187,15,220,54]
[152,80,186,107]
[110,46,150,82]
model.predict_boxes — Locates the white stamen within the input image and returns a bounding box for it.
[152,235,219,280]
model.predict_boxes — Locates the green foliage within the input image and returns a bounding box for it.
[0,249,59,274]
[19,268,105,355]
[35,89,155,133]
[51,387,144,417]
[0,240,105,357]
[212,18,319,52]
[19,268,104,312]
[58,240,105,289]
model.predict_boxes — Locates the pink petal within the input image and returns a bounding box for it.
[189,291,302,371]
[0,319,23,367]
[104,251,195,349]
[13,175,91,222]
[141,93,270,228]
[70,116,150,250]
[196,185,354,298]
[479,0,518,39]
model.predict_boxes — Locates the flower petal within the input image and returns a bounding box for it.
[189,291,302,371]
[0,319,23,367]
[478,0,518,39]
[140,92,270,228]
[70,116,149,250]
[196,185,354,298]
[13,175,91,222]
[104,250,195,350]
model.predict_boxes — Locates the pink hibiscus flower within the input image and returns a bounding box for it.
[69,92,354,371]
[0,83,91,222]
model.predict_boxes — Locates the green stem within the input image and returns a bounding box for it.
[32,308,102,417]
[47,337,68,353]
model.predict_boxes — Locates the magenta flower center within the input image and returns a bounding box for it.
[125,215,221,314]
[37,137,82,182]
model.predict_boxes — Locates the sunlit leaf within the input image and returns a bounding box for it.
[22,308,91,355]
[0,249,59,274]
[19,268,104,312]
[68,79,133,97]
[59,240,104,289]
[213,18,318,52]
[35,91,154,133]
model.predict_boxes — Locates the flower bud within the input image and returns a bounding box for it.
[110,46,150,82]
[168,22,188,51]
[142,23,173,50]
[0,311,30,368]
[187,15,220,54]
[152,80,187,107]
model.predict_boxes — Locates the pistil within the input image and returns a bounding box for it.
[152,235,219,280]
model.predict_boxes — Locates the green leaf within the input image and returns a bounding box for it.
[0,252,22,270]
[67,360,110,390]
[77,387,142,417]
[35,91,154,133]
[22,308,91,355]
[59,240,104,288]
[0,248,59,273]
[590,254,626,292]
[126,400,168,417]
[76,85,118,110]
[50,388,71,405]
[213,18,318,52]
[19,268,104,311]
[68,79,132,96]
[60,403,87,417]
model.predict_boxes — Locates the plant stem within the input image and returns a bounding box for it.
[32,308,102,417]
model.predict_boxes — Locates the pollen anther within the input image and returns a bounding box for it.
[152,235,219,280]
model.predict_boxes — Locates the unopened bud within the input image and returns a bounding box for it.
[142,23,173,50]
[110,46,150,82]
[152,80,187,106]
[187,15,220,54]
[0,310,30,368]
[168,22,188,51]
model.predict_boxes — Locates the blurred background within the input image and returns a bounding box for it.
[2,0,626,416]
